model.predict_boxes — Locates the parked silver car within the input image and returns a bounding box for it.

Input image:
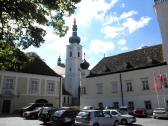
[153,108,168,119]
[82,106,95,110]
[75,110,119,126]
[104,109,136,125]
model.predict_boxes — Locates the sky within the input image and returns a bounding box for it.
[24,0,162,70]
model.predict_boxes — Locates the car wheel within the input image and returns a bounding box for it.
[31,114,35,119]
[43,119,47,124]
[93,123,99,126]
[121,119,127,125]
[114,121,119,126]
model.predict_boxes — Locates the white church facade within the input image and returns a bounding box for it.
[80,0,168,113]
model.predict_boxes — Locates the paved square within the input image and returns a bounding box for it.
[0,115,168,126]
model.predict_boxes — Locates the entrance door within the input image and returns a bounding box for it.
[2,100,11,113]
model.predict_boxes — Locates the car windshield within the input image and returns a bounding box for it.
[155,108,166,111]
[23,103,33,109]
[135,108,145,111]
[35,107,41,111]
[41,107,50,113]
[53,110,65,117]
[78,111,90,118]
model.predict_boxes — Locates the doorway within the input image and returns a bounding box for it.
[2,100,11,113]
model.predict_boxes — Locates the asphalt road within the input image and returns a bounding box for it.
[131,117,168,126]
[0,115,167,126]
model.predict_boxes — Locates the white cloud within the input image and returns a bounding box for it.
[43,25,70,56]
[102,10,137,27]
[89,40,115,54]
[76,0,118,26]
[101,8,151,39]
[137,43,145,49]
[117,39,126,46]
[103,15,120,25]
[101,26,124,38]
[121,46,128,51]
[120,10,138,19]
[122,17,152,34]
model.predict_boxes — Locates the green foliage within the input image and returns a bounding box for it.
[0,40,30,70]
[0,0,81,49]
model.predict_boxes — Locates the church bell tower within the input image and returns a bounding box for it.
[154,0,168,63]
[65,19,82,105]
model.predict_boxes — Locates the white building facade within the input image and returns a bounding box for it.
[65,19,82,105]
[81,63,168,113]
[0,70,62,114]
[0,56,62,114]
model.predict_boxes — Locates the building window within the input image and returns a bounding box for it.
[78,52,80,57]
[63,97,66,104]
[126,81,133,92]
[112,81,118,93]
[70,51,72,57]
[81,87,86,95]
[163,74,168,88]
[47,81,55,94]
[166,100,168,108]
[29,79,39,94]
[96,83,103,94]
[113,102,119,109]
[128,101,134,109]
[3,78,15,89]
[141,78,149,90]
[68,96,69,105]
[144,101,152,110]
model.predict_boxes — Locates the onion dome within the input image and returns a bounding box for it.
[69,18,81,44]
[80,59,90,69]
[80,53,90,69]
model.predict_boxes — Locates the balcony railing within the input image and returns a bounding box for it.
[154,0,168,4]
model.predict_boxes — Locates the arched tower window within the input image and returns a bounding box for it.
[70,51,72,57]
[78,52,80,57]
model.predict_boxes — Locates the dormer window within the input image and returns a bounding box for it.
[103,66,110,72]
[124,61,133,69]
[147,56,152,64]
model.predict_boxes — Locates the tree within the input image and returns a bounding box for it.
[0,0,81,49]
[0,40,30,70]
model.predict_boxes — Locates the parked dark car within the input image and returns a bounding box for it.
[23,107,42,119]
[51,109,80,126]
[133,108,147,117]
[19,103,53,116]
[38,107,57,124]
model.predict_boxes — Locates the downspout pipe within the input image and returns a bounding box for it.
[120,73,124,106]
[59,76,62,108]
